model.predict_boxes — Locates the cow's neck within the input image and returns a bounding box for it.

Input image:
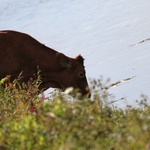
[40,69,64,90]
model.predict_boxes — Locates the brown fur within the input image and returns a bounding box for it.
[0,30,90,96]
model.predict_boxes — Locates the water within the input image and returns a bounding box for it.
[1,0,150,108]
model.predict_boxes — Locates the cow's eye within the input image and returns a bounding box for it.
[78,72,84,79]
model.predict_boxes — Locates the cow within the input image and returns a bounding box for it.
[0,30,90,97]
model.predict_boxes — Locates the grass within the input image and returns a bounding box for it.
[0,76,150,150]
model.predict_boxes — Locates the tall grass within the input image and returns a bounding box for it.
[0,76,149,150]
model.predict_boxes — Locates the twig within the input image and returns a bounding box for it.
[131,38,150,46]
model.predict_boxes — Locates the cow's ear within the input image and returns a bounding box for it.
[56,53,72,69]
[74,54,84,65]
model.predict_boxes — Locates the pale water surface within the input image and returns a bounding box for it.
[1,0,150,108]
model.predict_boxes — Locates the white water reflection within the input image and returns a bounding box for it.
[1,0,150,108]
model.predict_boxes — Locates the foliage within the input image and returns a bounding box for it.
[0,77,150,150]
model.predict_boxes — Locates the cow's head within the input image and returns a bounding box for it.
[56,53,90,97]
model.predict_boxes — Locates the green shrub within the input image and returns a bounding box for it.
[0,77,150,150]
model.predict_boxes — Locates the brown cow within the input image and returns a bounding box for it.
[0,30,90,96]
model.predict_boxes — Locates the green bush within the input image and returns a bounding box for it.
[0,77,150,150]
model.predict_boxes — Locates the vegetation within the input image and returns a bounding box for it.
[0,76,150,150]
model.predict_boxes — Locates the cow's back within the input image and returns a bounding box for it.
[0,30,50,55]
